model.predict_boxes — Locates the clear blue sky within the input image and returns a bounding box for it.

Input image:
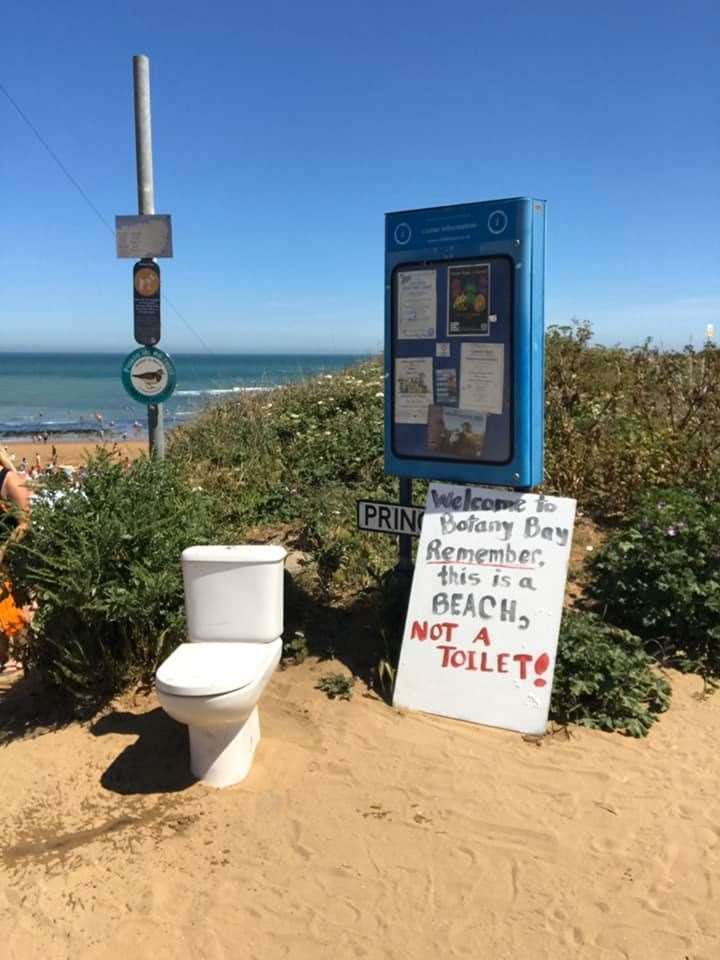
[2,2,718,353]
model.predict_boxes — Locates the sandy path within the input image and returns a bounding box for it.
[1,664,718,960]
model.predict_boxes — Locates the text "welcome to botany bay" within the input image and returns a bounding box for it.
[393,483,577,735]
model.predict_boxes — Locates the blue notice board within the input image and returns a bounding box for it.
[384,198,545,489]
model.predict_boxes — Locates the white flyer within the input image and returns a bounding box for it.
[397,270,437,339]
[395,358,434,424]
[459,343,504,415]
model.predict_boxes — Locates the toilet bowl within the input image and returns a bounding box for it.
[155,544,286,788]
[156,638,282,787]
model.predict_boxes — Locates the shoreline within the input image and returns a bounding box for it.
[1,438,147,469]
[0,354,363,445]
[0,387,273,443]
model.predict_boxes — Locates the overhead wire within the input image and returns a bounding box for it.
[0,80,213,355]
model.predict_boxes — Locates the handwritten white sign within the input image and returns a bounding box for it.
[393,483,576,735]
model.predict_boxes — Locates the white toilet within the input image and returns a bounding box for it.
[155,544,286,788]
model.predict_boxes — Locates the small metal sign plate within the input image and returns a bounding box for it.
[116,215,173,258]
[121,346,177,405]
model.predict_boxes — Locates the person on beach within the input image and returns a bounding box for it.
[0,448,30,515]
[0,448,32,673]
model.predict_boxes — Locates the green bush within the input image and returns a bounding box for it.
[168,337,720,601]
[550,609,671,736]
[6,453,218,711]
[544,324,720,520]
[170,359,400,595]
[587,488,720,680]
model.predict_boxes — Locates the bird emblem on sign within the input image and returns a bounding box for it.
[132,369,165,384]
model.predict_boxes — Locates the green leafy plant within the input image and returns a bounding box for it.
[316,672,355,700]
[587,488,720,681]
[5,452,218,711]
[282,630,309,665]
[550,609,671,737]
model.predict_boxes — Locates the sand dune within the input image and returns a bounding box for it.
[1,662,718,959]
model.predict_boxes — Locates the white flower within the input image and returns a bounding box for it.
[289,413,300,419]
[375,392,384,398]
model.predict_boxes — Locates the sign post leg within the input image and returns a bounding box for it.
[147,403,165,458]
[397,477,413,575]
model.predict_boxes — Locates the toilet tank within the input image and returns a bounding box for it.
[181,545,287,643]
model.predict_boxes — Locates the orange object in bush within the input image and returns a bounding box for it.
[0,581,27,639]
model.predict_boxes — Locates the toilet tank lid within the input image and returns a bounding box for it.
[182,544,287,564]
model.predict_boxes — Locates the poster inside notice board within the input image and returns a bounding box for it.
[392,256,513,465]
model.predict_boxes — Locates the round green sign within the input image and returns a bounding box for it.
[121,347,177,405]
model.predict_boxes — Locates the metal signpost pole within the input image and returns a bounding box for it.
[397,476,413,574]
[133,54,164,458]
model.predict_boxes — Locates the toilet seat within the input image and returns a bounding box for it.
[155,640,281,697]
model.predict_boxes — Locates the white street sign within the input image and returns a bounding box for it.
[357,500,424,537]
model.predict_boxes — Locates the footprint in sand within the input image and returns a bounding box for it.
[360,804,392,821]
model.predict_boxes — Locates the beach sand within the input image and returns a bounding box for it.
[1,439,147,470]
[1,663,718,959]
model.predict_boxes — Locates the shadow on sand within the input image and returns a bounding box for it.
[0,670,75,746]
[90,708,195,794]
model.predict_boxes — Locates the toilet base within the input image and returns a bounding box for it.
[188,706,261,788]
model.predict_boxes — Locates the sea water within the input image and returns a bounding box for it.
[0,353,363,439]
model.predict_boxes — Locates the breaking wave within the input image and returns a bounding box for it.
[174,386,272,397]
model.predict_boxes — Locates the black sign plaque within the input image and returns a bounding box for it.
[133,259,161,346]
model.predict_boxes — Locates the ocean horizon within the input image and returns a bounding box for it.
[0,352,366,439]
